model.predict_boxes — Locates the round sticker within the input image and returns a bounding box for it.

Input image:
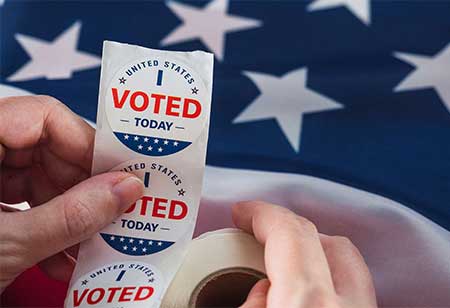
[100,160,195,256]
[66,261,162,308]
[105,57,209,156]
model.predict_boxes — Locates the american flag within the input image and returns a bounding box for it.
[1,1,450,307]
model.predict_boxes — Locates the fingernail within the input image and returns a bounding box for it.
[112,176,144,209]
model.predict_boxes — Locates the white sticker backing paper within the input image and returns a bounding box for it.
[64,41,214,308]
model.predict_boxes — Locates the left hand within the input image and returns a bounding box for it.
[0,95,144,292]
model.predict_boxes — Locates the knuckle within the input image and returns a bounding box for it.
[63,197,97,240]
[294,216,318,234]
[333,235,352,246]
[35,94,62,106]
[0,229,30,276]
[35,95,67,117]
[326,236,373,285]
[331,236,359,253]
[0,253,27,276]
[0,240,25,262]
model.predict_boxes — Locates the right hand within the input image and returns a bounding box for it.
[233,201,377,308]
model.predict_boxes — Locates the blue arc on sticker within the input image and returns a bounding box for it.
[114,132,191,156]
[101,233,175,256]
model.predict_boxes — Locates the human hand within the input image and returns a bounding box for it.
[0,96,144,292]
[233,201,377,308]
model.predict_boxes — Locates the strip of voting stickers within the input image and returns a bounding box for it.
[65,41,213,308]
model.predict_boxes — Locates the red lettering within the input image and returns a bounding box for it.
[135,286,154,301]
[125,196,189,220]
[112,88,130,109]
[73,289,89,307]
[140,196,152,215]
[107,287,121,303]
[112,88,202,118]
[87,288,105,305]
[168,200,188,220]
[183,98,201,118]
[166,96,181,116]
[151,93,165,114]
[152,198,168,218]
[130,91,149,112]
[118,287,136,302]
[73,286,154,306]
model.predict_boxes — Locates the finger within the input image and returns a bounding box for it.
[232,201,336,307]
[2,164,62,206]
[0,95,94,171]
[1,166,32,204]
[2,148,34,167]
[3,172,144,268]
[29,163,64,205]
[240,279,270,308]
[39,145,90,190]
[321,235,377,307]
[2,160,75,206]
[38,251,76,281]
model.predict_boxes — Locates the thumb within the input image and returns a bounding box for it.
[240,279,270,308]
[10,171,144,268]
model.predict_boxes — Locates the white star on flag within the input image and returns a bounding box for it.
[394,44,450,114]
[7,21,100,82]
[161,0,262,60]
[233,68,343,152]
[307,0,371,25]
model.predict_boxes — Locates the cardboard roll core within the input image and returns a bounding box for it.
[190,268,265,308]
[160,229,266,308]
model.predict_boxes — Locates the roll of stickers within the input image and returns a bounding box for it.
[65,41,213,308]
[162,229,266,308]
